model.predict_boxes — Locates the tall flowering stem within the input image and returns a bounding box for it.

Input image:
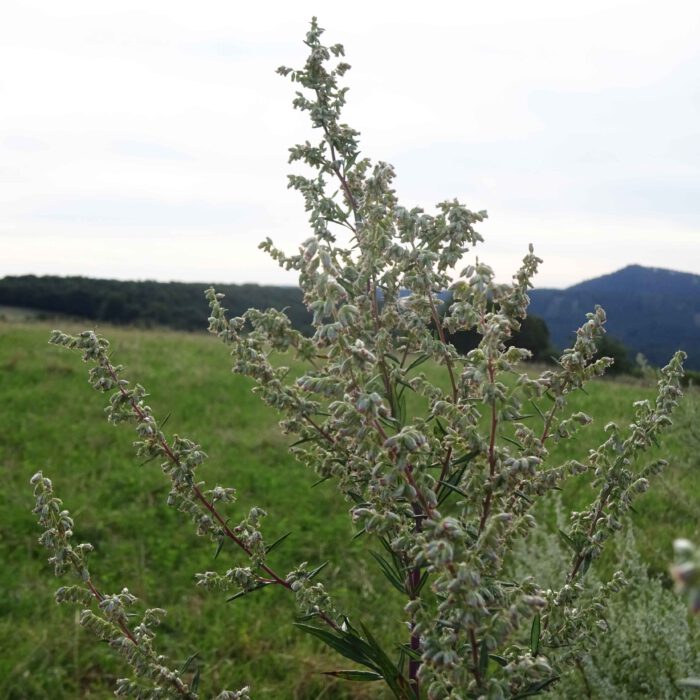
[30,470,247,699]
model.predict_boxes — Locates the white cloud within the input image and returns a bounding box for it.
[1,0,699,288]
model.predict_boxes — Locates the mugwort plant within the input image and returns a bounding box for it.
[33,18,685,700]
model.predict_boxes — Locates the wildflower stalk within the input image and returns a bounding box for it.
[30,471,213,699]
[565,351,686,584]
[47,329,341,632]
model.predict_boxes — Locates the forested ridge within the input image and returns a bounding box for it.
[0,274,556,362]
[0,274,314,334]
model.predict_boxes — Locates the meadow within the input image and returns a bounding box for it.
[2,319,698,699]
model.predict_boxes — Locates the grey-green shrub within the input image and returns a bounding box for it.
[512,523,700,699]
[31,17,687,700]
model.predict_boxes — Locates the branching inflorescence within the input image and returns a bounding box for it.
[34,17,686,700]
[30,469,249,700]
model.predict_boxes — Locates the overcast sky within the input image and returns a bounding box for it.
[2,0,699,289]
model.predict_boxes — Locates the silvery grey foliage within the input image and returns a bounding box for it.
[513,527,700,699]
[34,17,687,700]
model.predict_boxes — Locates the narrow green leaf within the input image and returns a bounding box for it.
[399,643,422,662]
[295,612,317,622]
[138,453,160,467]
[557,529,576,553]
[529,399,546,421]
[294,623,378,671]
[359,623,410,698]
[406,354,430,373]
[311,476,331,488]
[213,537,225,560]
[378,537,407,572]
[382,539,412,580]
[396,391,407,426]
[451,449,480,467]
[191,665,201,693]
[437,479,469,500]
[501,434,525,449]
[345,150,360,170]
[437,451,477,505]
[511,675,560,698]
[308,560,329,580]
[289,435,321,448]
[180,652,199,674]
[379,414,401,429]
[495,579,519,588]
[369,551,406,594]
[489,654,508,667]
[265,531,292,554]
[478,637,489,681]
[341,616,361,636]
[322,669,383,681]
[226,582,270,602]
[415,570,430,595]
[510,413,535,421]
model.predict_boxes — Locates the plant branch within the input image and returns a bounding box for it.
[469,628,483,687]
[102,358,339,631]
[429,293,458,403]
[478,360,499,535]
[567,486,611,583]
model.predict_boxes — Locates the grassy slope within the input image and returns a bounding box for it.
[1,320,698,699]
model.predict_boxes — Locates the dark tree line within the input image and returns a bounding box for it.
[1,274,641,370]
[444,314,556,363]
[434,293,556,364]
[0,275,314,334]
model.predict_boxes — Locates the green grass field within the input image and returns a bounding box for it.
[2,319,698,699]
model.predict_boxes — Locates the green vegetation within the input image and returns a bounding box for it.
[594,335,636,376]
[3,321,393,699]
[3,319,698,698]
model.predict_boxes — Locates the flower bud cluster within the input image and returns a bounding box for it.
[286,563,337,620]
[31,472,209,698]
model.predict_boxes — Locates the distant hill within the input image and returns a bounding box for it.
[529,265,700,370]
